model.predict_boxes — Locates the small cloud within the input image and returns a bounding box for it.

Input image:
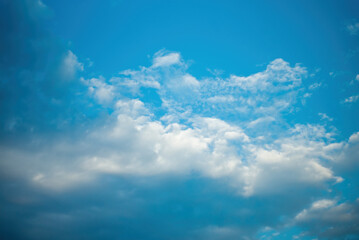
[344,95,359,103]
[229,58,306,93]
[347,22,359,35]
[350,74,359,85]
[60,50,84,80]
[352,74,359,83]
[318,113,333,121]
[247,116,275,128]
[82,77,115,104]
[309,82,321,90]
[152,50,181,68]
[311,199,336,210]
[115,99,149,117]
[301,92,312,105]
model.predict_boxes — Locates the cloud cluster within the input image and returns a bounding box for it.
[295,198,359,239]
[87,50,308,130]
[344,94,359,103]
[1,49,349,199]
[2,45,359,238]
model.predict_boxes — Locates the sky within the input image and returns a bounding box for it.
[1,0,359,239]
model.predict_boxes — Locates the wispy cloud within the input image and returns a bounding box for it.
[318,113,333,121]
[347,22,359,35]
[344,95,359,103]
[152,50,182,68]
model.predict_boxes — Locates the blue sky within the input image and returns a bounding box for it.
[1,0,359,239]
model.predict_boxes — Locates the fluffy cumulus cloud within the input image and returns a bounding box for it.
[82,77,115,104]
[1,1,359,240]
[1,96,352,196]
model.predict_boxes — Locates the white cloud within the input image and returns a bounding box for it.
[80,107,249,179]
[188,58,307,122]
[117,69,161,92]
[239,124,343,196]
[318,113,333,121]
[295,199,338,221]
[334,131,359,169]
[294,198,359,238]
[2,50,359,207]
[105,54,308,125]
[82,77,115,104]
[229,58,305,92]
[152,50,182,68]
[309,82,321,90]
[1,51,353,199]
[349,132,359,143]
[303,93,312,98]
[115,99,149,117]
[344,95,359,103]
[182,74,200,87]
[311,199,336,210]
[60,50,84,79]
[350,74,359,85]
[247,116,275,128]
[0,100,347,197]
